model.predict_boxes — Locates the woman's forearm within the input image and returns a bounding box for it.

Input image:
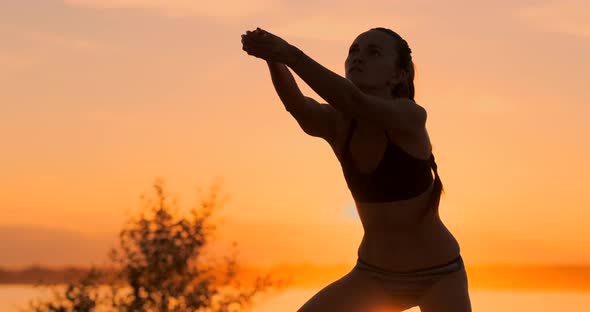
[266,61,309,114]
[287,47,359,115]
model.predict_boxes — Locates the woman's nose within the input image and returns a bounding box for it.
[349,56,363,66]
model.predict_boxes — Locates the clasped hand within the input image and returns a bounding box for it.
[241,27,300,66]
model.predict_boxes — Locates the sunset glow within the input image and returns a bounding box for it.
[1,0,589,282]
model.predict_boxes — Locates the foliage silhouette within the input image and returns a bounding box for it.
[26,178,290,312]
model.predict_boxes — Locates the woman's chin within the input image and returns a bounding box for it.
[351,81,370,90]
[348,77,364,86]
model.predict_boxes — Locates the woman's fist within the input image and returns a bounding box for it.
[241,27,301,66]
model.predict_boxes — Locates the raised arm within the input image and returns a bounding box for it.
[288,50,426,136]
[267,61,341,142]
[242,28,425,137]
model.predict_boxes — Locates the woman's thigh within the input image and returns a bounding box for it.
[418,268,472,312]
[296,268,412,312]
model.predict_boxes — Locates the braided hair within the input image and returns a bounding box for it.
[371,27,444,214]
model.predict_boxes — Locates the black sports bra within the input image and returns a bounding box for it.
[340,118,436,203]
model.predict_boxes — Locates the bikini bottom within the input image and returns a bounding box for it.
[353,255,466,309]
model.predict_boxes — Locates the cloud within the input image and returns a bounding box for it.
[515,0,590,38]
[63,0,283,19]
[0,224,116,269]
[63,0,418,40]
[272,7,420,42]
[0,25,113,69]
[21,29,115,54]
[0,52,37,70]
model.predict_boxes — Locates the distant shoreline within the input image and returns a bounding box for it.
[1,264,590,291]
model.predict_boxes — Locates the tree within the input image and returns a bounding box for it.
[27,178,290,312]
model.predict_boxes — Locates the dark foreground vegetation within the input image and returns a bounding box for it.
[24,178,290,312]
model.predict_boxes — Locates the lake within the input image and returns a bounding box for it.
[1,285,589,311]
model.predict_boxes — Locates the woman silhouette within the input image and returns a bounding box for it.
[241,27,472,312]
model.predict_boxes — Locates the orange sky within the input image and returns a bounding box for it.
[1,0,589,269]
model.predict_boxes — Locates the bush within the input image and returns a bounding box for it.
[26,178,290,312]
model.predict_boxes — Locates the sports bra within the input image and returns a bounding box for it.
[340,118,437,203]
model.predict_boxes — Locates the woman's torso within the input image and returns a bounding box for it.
[328,116,461,271]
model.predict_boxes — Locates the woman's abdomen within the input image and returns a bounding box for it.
[356,212,461,272]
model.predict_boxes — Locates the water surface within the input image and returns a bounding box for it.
[2,285,589,311]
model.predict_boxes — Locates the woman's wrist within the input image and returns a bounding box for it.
[287,45,304,69]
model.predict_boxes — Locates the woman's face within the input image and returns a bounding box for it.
[345,30,401,97]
